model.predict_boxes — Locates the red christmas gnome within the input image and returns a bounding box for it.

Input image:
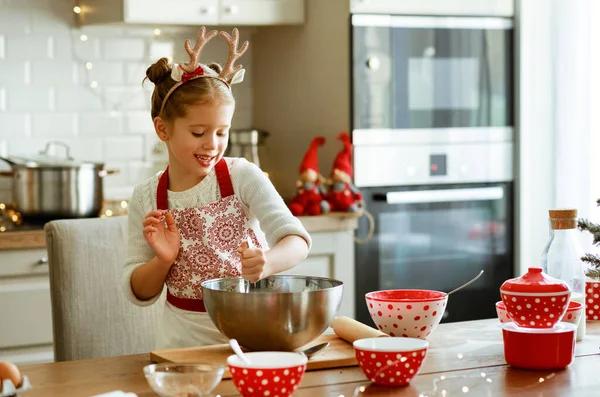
[326,132,363,212]
[289,137,330,216]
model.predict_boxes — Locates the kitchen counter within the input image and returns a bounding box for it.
[17,319,600,396]
[0,213,359,250]
[0,229,46,250]
[298,212,359,233]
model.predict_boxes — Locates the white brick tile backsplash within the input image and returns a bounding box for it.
[0,114,30,138]
[31,113,76,138]
[149,41,174,62]
[0,4,253,195]
[0,61,27,85]
[0,88,6,111]
[126,111,153,134]
[79,112,123,135]
[104,136,145,161]
[102,38,146,61]
[30,61,78,85]
[4,36,49,61]
[6,86,52,111]
[127,161,160,185]
[103,87,149,111]
[53,36,101,61]
[30,0,73,34]
[56,87,103,111]
[66,138,105,162]
[0,36,5,59]
[84,62,125,86]
[0,140,8,157]
[7,138,48,156]
[144,135,168,163]
[102,161,130,192]
[125,63,149,85]
[0,4,32,35]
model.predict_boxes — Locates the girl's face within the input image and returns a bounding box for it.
[155,102,234,187]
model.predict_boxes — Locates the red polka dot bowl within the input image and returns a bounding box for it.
[353,337,429,386]
[365,290,448,339]
[500,267,571,329]
[495,301,512,323]
[227,352,307,397]
[561,300,584,327]
[496,300,583,327]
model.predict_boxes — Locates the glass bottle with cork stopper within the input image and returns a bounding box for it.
[541,208,586,340]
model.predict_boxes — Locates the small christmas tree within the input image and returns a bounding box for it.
[577,198,600,280]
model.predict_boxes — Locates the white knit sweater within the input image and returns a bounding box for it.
[122,157,311,306]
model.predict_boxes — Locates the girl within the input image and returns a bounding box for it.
[122,27,311,349]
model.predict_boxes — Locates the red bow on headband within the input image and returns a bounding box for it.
[181,66,205,83]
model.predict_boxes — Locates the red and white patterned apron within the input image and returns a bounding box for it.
[157,158,263,313]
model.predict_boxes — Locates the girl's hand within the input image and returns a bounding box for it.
[238,241,267,282]
[143,210,180,265]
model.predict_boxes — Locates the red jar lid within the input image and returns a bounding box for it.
[500,267,570,293]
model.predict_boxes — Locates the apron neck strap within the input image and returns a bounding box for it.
[156,158,234,210]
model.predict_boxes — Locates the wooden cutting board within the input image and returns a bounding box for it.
[149,334,357,379]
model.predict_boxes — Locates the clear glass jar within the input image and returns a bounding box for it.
[541,209,586,340]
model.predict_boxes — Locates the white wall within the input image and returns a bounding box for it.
[252,0,351,200]
[517,0,600,275]
[0,0,254,202]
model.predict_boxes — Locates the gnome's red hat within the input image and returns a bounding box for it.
[332,132,353,177]
[299,136,326,174]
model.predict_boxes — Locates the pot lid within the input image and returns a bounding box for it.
[500,267,570,294]
[2,142,102,168]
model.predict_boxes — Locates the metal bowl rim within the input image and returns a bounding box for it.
[200,275,343,294]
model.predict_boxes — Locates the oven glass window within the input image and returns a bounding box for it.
[352,16,513,130]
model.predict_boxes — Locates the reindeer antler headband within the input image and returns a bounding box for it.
[158,26,249,117]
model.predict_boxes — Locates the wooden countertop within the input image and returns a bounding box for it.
[0,229,46,250]
[17,320,600,396]
[0,212,359,250]
[298,212,359,233]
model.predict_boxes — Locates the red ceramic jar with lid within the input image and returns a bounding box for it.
[500,267,571,329]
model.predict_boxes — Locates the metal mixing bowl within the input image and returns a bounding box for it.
[201,275,344,351]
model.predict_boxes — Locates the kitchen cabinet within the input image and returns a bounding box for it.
[79,0,305,26]
[0,248,54,366]
[349,0,514,16]
[281,228,356,320]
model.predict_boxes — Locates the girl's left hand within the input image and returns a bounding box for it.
[238,241,268,283]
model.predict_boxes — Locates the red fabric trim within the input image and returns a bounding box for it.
[157,167,169,210]
[156,158,233,210]
[214,158,234,197]
[166,289,207,312]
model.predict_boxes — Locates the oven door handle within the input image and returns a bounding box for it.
[378,187,504,204]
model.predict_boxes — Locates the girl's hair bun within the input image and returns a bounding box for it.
[146,57,172,84]
[207,62,223,74]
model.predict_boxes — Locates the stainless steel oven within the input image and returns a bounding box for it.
[355,179,514,325]
[352,14,514,132]
[350,5,516,325]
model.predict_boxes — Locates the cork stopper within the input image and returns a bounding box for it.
[549,208,578,229]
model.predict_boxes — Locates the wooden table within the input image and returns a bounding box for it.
[18,319,600,396]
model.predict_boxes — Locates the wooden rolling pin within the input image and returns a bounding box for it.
[331,316,388,343]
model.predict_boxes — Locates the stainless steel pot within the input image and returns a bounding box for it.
[0,141,118,219]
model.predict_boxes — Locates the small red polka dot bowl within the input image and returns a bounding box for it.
[353,337,429,386]
[227,352,307,397]
[500,267,571,329]
[561,300,584,327]
[495,301,512,323]
[365,290,448,339]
